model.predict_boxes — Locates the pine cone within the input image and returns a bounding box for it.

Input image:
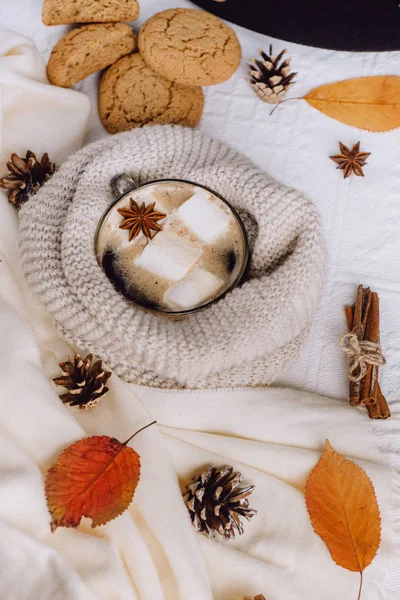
[243,596,266,600]
[183,465,256,540]
[53,353,112,409]
[0,150,56,209]
[249,45,297,104]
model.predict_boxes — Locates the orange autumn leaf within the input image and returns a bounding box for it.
[305,76,400,132]
[45,427,152,530]
[46,435,140,531]
[305,440,381,573]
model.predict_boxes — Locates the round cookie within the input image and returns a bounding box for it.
[138,8,241,87]
[47,23,137,88]
[98,54,204,133]
[42,0,139,25]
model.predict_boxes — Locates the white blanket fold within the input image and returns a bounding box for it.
[0,24,399,600]
[0,299,399,600]
[0,28,90,163]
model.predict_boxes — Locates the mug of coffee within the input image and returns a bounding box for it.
[94,175,249,317]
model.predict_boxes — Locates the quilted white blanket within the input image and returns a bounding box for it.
[1,1,400,599]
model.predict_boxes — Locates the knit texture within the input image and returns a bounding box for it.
[19,125,326,388]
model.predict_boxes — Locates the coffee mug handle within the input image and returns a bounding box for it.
[110,174,138,198]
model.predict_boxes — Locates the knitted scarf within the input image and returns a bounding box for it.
[19,125,326,388]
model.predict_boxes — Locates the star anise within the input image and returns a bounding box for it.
[330,142,371,179]
[117,199,166,241]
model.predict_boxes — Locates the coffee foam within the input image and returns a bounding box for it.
[98,182,246,312]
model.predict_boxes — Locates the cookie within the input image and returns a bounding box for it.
[47,24,137,88]
[98,53,204,133]
[42,0,139,25]
[138,8,241,86]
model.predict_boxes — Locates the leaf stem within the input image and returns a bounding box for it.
[357,571,363,600]
[269,97,302,116]
[124,421,157,445]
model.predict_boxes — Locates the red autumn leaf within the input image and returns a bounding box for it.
[45,423,155,531]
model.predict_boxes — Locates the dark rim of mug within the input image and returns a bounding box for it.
[94,178,250,317]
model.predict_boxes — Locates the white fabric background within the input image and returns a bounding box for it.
[1,297,399,600]
[3,0,400,403]
[1,2,400,600]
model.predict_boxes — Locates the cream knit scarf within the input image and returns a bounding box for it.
[19,125,326,388]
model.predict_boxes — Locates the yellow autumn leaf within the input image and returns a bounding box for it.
[305,76,400,132]
[305,440,381,574]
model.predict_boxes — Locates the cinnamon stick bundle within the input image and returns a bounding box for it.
[344,285,390,419]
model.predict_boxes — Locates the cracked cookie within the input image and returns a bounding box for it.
[138,8,241,86]
[98,53,204,133]
[42,0,139,25]
[47,24,137,88]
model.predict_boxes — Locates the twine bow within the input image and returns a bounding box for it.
[340,332,386,382]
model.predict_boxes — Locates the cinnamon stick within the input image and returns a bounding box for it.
[367,384,391,419]
[361,289,372,336]
[360,292,379,406]
[346,286,371,406]
[347,288,362,406]
[344,305,354,332]
[344,286,390,419]
[352,285,365,339]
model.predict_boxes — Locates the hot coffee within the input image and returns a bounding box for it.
[96,180,248,314]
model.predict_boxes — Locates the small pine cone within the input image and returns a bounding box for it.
[53,353,112,409]
[183,465,256,540]
[248,45,297,104]
[0,150,56,209]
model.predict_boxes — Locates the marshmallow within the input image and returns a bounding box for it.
[138,189,169,217]
[164,266,224,310]
[134,231,202,282]
[177,189,231,243]
[107,203,132,249]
